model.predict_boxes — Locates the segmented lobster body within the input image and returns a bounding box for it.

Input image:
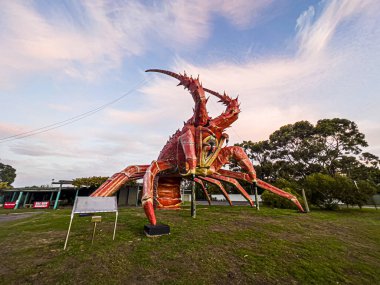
[91,69,304,225]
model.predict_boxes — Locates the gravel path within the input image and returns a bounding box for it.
[0,211,44,223]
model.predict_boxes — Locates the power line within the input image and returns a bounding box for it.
[0,79,147,144]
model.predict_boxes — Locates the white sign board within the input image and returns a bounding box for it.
[64,196,118,250]
[73,197,117,213]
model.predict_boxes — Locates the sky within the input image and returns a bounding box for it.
[0,0,379,187]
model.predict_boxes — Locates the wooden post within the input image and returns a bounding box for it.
[301,188,310,213]
[91,216,102,245]
[254,182,260,211]
[91,222,97,245]
[191,175,196,218]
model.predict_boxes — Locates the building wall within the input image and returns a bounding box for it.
[117,185,140,206]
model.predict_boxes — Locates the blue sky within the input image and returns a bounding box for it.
[0,0,379,187]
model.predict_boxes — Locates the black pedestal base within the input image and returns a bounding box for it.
[144,224,170,237]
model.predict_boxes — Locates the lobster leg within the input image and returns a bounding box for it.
[142,160,174,225]
[211,174,254,207]
[256,179,305,212]
[194,177,212,205]
[216,169,305,212]
[199,177,233,206]
[179,129,197,175]
[210,146,256,181]
[217,169,252,182]
[91,165,149,197]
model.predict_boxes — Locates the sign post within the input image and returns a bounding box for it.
[64,197,118,250]
[91,216,102,244]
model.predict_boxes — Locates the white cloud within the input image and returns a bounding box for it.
[296,1,376,57]
[0,0,273,85]
[217,0,273,28]
[141,0,380,149]
[2,0,380,186]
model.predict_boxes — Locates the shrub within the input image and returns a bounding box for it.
[304,173,377,209]
[261,180,303,209]
[304,173,340,209]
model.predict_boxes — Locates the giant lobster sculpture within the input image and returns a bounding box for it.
[91,69,304,225]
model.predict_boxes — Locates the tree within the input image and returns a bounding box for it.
[304,173,341,210]
[303,173,377,209]
[269,121,321,180]
[0,182,11,190]
[351,180,378,209]
[314,118,368,176]
[238,118,378,183]
[72,176,109,188]
[72,176,140,190]
[0,163,16,185]
[237,118,379,209]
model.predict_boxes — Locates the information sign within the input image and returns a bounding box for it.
[33,201,50,209]
[64,196,118,250]
[4,202,16,209]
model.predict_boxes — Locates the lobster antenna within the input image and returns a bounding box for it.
[145,69,182,81]
[203,87,224,100]
[146,69,225,101]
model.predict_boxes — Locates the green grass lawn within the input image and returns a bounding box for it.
[0,205,379,284]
